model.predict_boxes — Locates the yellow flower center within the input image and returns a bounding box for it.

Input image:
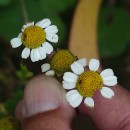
[21,26,46,48]
[50,50,76,76]
[76,71,103,97]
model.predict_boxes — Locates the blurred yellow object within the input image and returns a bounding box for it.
[0,117,19,130]
[69,0,102,60]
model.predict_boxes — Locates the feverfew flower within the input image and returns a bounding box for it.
[41,49,77,76]
[10,18,58,62]
[62,58,117,108]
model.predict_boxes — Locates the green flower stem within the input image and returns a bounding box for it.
[20,0,29,23]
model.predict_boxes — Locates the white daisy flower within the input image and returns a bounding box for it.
[10,18,58,62]
[41,49,77,76]
[62,58,117,108]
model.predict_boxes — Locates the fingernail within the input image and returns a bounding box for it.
[23,75,61,117]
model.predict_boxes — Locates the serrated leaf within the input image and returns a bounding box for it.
[98,7,130,57]
[16,64,33,79]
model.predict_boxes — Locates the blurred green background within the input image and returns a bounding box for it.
[0,0,130,125]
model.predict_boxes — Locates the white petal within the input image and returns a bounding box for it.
[42,42,53,54]
[62,81,76,89]
[89,59,100,71]
[63,72,78,82]
[33,49,41,62]
[35,19,51,28]
[41,63,50,72]
[21,48,30,59]
[77,58,87,67]
[100,87,114,99]
[26,22,34,27]
[100,69,114,78]
[22,22,34,32]
[45,25,58,34]
[32,49,37,62]
[38,47,46,60]
[46,33,58,43]
[66,90,83,108]
[10,38,22,48]
[45,70,55,76]
[103,76,117,86]
[22,25,26,32]
[71,61,84,75]
[84,97,94,108]
[18,33,22,38]
[31,49,40,62]
[30,49,35,62]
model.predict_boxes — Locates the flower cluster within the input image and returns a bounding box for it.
[10,18,118,108]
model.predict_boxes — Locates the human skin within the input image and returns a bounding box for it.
[16,75,130,130]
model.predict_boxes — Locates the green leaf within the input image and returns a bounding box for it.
[0,1,23,40]
[39,0,76,12]
[16,64,33,80]
[0,0,10,6]
[98,7,130,57]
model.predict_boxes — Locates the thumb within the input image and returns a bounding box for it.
[78,85,130,130]
[15,75,75,130]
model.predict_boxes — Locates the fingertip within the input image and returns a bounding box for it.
[15,74,76,130]
[78,85,130,130]
[15,74,76,123]
[23,75,62,117]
